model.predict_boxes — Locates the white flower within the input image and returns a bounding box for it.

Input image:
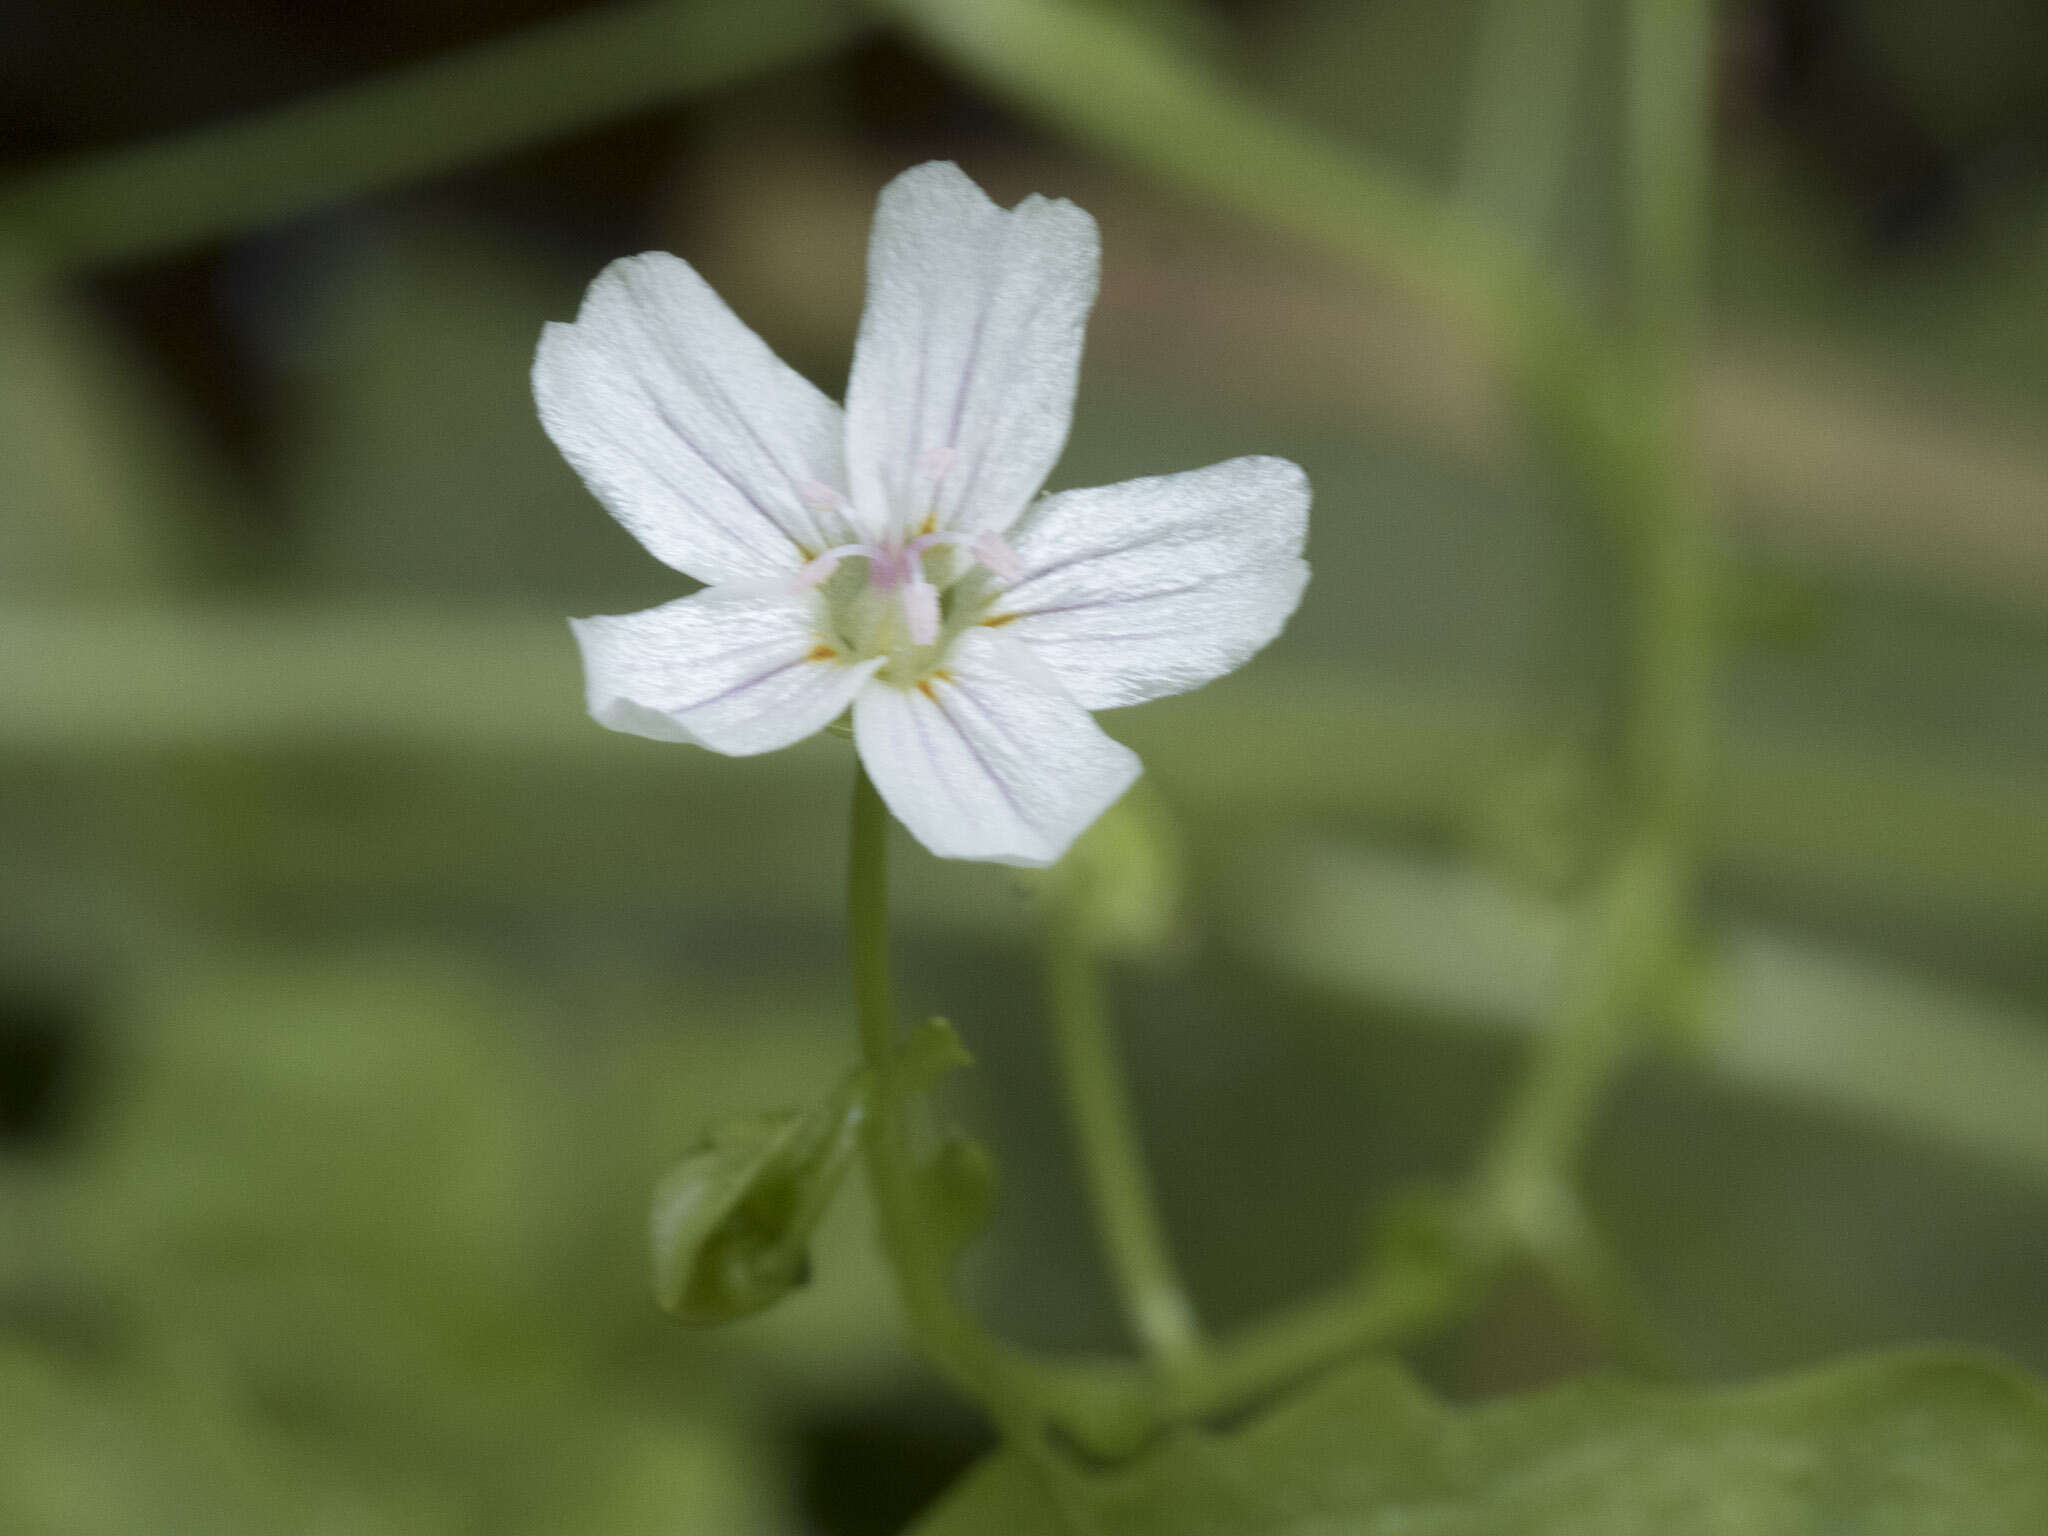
[536,162,1309,867]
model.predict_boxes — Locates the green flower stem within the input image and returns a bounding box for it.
[848,765,901,1073]
[849,765,1483,1454]
[848,767,1158,1455]
[1508,1177,1683,1380]
[1159,1261,1471,1421]
[1470,835,1687,1374]
[1480,834,1682,1196]
[847,764,1045,1434]
[0,0,860,271]
[1044,895,1205,1379]
[881,0,1701,1401]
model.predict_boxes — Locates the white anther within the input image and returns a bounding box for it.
[972,531,1023,583]
[787,541,871,592]
[901,578,941,647]
[917,445,956,489]
[796,480,851,514]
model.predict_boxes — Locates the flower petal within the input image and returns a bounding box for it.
[535,253,852,585]
[990,456,1310,710]
[844,162,1099,542]
[852,629,1140,866]
[573,585,881,756]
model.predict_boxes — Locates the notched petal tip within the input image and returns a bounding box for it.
[574,250,689,317]
[847,160,1104,543]
[1011,188,1100,245]
[879,159,994,208]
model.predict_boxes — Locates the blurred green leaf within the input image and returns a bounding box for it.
[650,1071,866,1325]
[1,948,817,1533]
[0,1333,781,1536]
[913,1351,2048,1533]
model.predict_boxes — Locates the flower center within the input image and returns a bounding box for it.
[792,528,1020,683]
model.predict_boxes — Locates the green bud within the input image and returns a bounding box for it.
[649,1071,866,1325]
[1039,783,1183,957]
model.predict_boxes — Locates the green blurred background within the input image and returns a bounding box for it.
[2,0,2046,1530]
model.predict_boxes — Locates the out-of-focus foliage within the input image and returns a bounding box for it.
[917,1353,2048,1534]
[3,0,2048,1530]
[0,951,877,1533]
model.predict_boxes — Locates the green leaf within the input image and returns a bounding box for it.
[911,1350,2048,1534]
[649,1071,866,1325]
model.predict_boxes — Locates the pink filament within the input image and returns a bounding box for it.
[786,523,1025,646]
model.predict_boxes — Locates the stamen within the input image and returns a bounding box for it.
[796,480,852,515]
[971,531,1023,583]
[901,577,940,646]
[787,516,1013,646]
[901,527,1024,585]
[865,544,910,591]
[917,444,956,490]
[787,541,873,592]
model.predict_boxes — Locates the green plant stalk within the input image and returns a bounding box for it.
[1475,0,1714,1367]
[847,770,1160,1457]
[1461,0,1596,245]
[1625,0,1712,364]
[1480,833,1681,1190]
[847,764,1045,1434]
[0,0,861,270]
[1158,1261,1470,1421]
[848,766,1491,1455]
[1044,896,1204,1379]
[888,0,1717,1379]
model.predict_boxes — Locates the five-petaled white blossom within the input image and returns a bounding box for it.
[536,162,1309,866]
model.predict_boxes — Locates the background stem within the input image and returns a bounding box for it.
[1475,0,1713,1371]
[1044,897,1204,1377]
[0,0,859,269]
[1461,0,1596,247]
